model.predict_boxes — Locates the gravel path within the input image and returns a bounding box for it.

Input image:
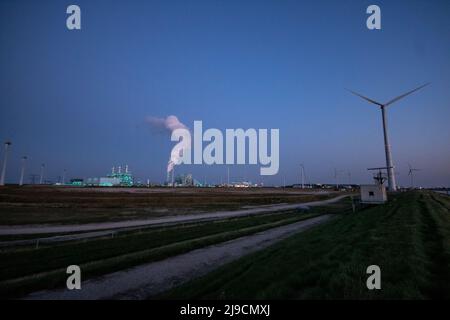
[0,195,348,236]
[25,214,333,300]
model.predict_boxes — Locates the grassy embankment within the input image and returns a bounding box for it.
[0,197,352,298]
[161,191,450,299]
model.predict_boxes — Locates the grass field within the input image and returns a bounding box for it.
[0,197,353,298]
[0,186,334,225]
[161,191,450,300]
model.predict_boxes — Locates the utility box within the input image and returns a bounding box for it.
[360,184,387,204]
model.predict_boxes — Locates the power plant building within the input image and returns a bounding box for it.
[99,177,121,187]
[107,165,134,186]
[85,165,134,187]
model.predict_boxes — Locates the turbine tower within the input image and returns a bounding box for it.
[19,156,28,186]
[0,141,12,186]
[348,83,429,191]
[300,164,305,189]
[62,169,67,185]
[39,163,45,185]
[334,168,343,189]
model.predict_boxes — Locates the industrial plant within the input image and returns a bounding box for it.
[85,165,134,187]
[1,0,450,303]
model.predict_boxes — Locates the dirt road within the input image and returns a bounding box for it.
[25,214,333,300]
[0,194,349,236]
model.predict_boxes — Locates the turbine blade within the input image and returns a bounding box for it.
[385,83,430,107]
[347,89,383,107]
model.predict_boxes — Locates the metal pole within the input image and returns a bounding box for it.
[0,142,12,186]
[381,107,397,191]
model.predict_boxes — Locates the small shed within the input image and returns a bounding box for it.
[360,184,387,204]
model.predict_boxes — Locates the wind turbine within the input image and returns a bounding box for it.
[19,156,28,186]
[39,163,45,185]
[334,168,343,189]
[0,141,12,186]
[348,83,430,191]
[408,164,420,189]
[62,169,67,185]
[300,164,305,189]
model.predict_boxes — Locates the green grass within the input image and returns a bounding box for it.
[0,198,353,298]
[160,191,450,300]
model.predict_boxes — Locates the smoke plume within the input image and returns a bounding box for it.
[146,115,190,174]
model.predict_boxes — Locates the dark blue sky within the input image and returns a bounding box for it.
[1,0,449,186]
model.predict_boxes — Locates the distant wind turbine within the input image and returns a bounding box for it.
[62,169,67,185]
[19,156,28,186]
[300,164,305,189]
[408,164,421,189]
[39,163,45,185]
[0,141,12,186]
[334,168,343,189]
[348,83,430,191]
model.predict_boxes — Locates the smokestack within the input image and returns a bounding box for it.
[171,167,175,187]
[39,164,45,185]
[19,156,27,186]
[0,141,12,186]
[147,116,190,182]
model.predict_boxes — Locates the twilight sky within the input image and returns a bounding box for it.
[0,0,449,187]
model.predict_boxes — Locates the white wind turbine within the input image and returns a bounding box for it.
[348,83,429,191]
[19,156,28,186]
[0,141,12,186]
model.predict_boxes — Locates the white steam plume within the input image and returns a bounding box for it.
[146,115,190,174]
